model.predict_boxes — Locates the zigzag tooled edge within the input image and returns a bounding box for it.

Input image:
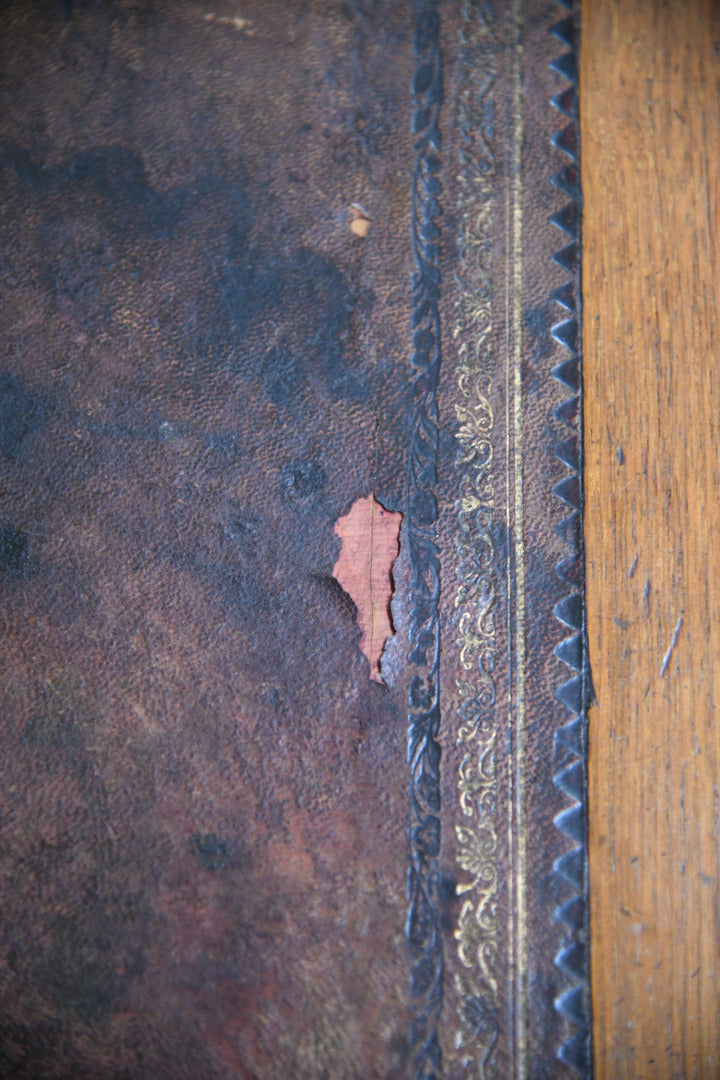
[549,4,592,1076]
[406,3,444,1079]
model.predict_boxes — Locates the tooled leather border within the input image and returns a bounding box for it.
[405,2,591,1077]
[450,2,499,1075]
[549,3,592,1075]
[405,3,444,1078]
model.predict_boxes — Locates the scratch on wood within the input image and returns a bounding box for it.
[660,616,683,678]
[643,577,651,615]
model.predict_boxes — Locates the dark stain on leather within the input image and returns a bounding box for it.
[22,703,85,756]
[224,506,262,551]
[523,300,556,394]
[280,459,328,499]
[0,524,28,573]
[0,373,41,460]
[437,872,461,933]
[33,917,138,1024]
[190,833,232,872]
[0,142,244,241]
[237,248,371,404]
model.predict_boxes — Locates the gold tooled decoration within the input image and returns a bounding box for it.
[452,3,499,1075]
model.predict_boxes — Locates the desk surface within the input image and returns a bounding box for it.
[583,2,720,1076]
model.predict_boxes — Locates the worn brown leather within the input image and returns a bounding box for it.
[0,2,588,1078]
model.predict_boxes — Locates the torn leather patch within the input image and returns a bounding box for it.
[332,494,401,684]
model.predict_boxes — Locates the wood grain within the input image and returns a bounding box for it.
[582,1,720,1076]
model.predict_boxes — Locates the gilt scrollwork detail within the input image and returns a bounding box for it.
[451,3,499,1075]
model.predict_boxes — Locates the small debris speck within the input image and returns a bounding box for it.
[349,203,371,237]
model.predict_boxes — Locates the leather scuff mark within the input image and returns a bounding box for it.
[201,12,255,34]
[332,494,402,683]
